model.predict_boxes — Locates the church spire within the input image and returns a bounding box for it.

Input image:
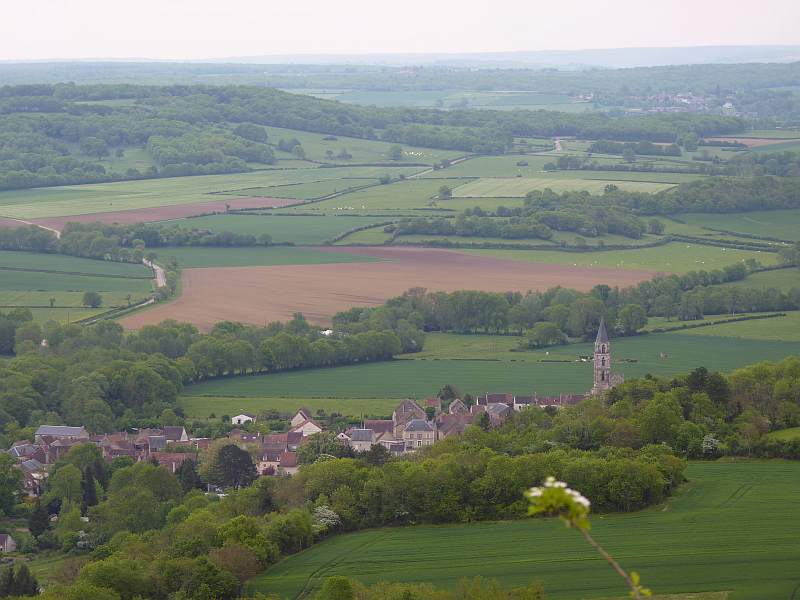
[595,317,609,345]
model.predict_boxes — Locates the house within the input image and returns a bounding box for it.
[291,409,313,428]
[349,429,374,452]
[486,403,512,426]
[34,425,88,443]
[148,435,167,453]
[0,534,16,553]
[364,419,394,437]
[289,418,323,438]
[163,426,189,444]
[232,413,256,425]
[402,419,435,449]
[476,393,513,407]
[18,459,47,496]
[279,451,299,475]
[263,432,303,452]
[448,399,469,415]
[392,399,426,435]
[150,452,195,473]
[259,450,283,475]
[424,397,442,415]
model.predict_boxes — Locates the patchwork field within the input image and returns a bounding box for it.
[122,247,655,330]
[165,214,393,244]
[32,197,299,231]
[248,461,800,600]
[181,332,800,402]
[463,243,779,272]
[0,166,422,220]
[679,209,800,242]
[151,246,380,268]
[222,179,374,201]
[452,176,675,197]
[0,250,153,319]
[301,178,468,212]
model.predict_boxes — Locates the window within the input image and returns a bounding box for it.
[601,358,606,366]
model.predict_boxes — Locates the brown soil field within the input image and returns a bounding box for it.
[31,197,299,231]
[0,217,28,228]
[120,247,655,331]
[704,137,800,148]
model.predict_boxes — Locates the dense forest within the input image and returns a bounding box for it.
[0,83,745,190]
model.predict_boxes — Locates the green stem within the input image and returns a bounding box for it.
[578,527,642,600]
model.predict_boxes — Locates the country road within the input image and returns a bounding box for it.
[144,258,167,288]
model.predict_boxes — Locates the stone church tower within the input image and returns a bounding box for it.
[591,317,618,395]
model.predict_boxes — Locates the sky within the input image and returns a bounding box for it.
[2,0,799,61]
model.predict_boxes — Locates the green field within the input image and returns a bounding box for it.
[670,312,800,342]
[0,167,423,219]
[249,461,800,600]
[222,178,375,200]
[462,244,779,273]
[167,214,393,245]
[181,333,800,401]
[301,178,468,212]
[719,268,800,291]
[154,246,379,268]
[0,250,153,316]
[453,177,676,198]
[765,427,800,441]
[679,210,800,242]
[179,396,398,420]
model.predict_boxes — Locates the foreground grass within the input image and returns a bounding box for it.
[182,333,800,401]
[462,243,779,273]
[248,461,800,600]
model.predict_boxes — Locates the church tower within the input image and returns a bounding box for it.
[592,317,611,395]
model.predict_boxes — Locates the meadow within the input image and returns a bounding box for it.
[166,214,393,244]
[679,209,800,242]
[220,178,374,200]
[670,311,800,342]
[181,332,800,403]
[248,461,800,600]
[300,178,468,212]
[0,250,153,317]
[718,268,799,291]
[152,246,380,268]
[452,176,675,198]
[462,244,779,273]
[0,166,423,219]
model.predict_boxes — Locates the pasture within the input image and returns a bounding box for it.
[463,243,780,272]
[0,250,153,318]
[303,178,467,212]
[248,461,800,600]
[181,332,800,401]
[452,177,675,197]
[167,214,393,245]
[670,312,800,342]
[678,209,800,242]
[223,179,374,200]
[152,246,380,268]
[0,166,423,220]
[718,268,799,291]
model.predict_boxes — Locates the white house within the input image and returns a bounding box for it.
[349,429,374,452]
[232,413,256,425]
[0,534,16,553]
[289,418,323,437]
[291,409,312,428]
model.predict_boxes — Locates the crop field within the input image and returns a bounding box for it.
[452,177,675,197]
[670,312,800,342]
[718,268,800,291]
[167,214,394,244]
[151,246,380,268]
[678,209,800,242]
[334,225,395,245]
[223,179,374,200]
[299,178,468,212]
[182,332,800,400]
[0,166,423,220]
[249,461,800,600]
[0,250,153,317]
[179,396,398,420]
[463,243,779,272]
[123,247,653,330]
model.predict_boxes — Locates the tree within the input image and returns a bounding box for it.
[29,499,50,538]
[0,453,23,515]
[387,145,404,161]
[647,219,665,235]
[176,459,202,492]
[82,291,103,308]
[292,144,306,160]
[9,563,38,596]
[523,322,567,348]
[316,576,355,600]
[618,304,647,335]
[217,444,257,489]
[47,463,83,506]
[438,185,452,200]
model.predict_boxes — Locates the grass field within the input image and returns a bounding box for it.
[0,167,423,219]
[181,333,800,401]
[462,244,779,273]
[765,427,800,441]
[302,178,468,212]
[453,177,675,198]
[669,312,800,342]
[679,210,800,242]
[0,250,153,316]
[222,178,375,200]
[166,214,393,244]
[153,246,380,268]
[719,268,800,291]
[248,461,800,600]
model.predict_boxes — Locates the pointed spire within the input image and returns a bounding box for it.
[595,317,609,345]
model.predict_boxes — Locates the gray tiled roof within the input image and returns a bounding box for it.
[350,429,374,442]
[35,425,87,437]
[404,419,433,432]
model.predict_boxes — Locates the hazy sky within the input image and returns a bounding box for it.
[2,0,799,60]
